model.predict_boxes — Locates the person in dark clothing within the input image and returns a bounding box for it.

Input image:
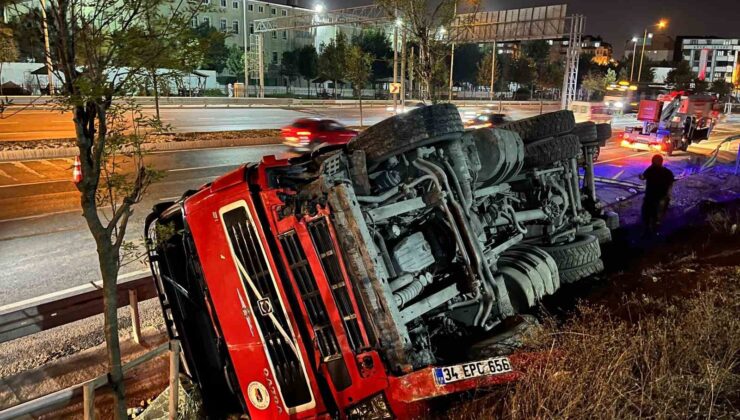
[639,154,675,235]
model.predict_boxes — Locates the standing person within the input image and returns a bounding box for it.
[639,154,675,235]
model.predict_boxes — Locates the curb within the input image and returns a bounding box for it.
[0,137,284,162]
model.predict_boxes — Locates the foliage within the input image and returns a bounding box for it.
[192,22,229,73]
[666,61,694,90]
[710,79,733,98]
[352,28,393,83]
[452,43,482,85]
[0,26,19,63]
[521,40,550,64]
[5,9,44,62]
[297,44,319,86]
[692,77,708,94]
[509,56,536,87]
[582,71,606,100]
[280,49,300,90]
[345,44,373,125]
[476,51,500,90]
[537,61,564,90]
[225,45,245,82]
[318,32,348,97]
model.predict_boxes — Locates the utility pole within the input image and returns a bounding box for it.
[40,0,53,94]
[489,45,497,100]
[242,0,249,97]
[400,29,407,107]
[637,29,648,83]
[258,34,265,98]
[392,21,398,113]
[448,1,457,102]
[409,46,414,100]
[629,37,638,82]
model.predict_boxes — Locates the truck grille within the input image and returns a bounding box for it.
[222,206,312,409]
[279,231,342,359]
[308,218,365,352]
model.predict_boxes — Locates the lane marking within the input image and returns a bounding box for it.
[595,150,651,165]
[12,162,45,178]
[158,196,181,201]
[612,169,625,179]
[167,163,238,173]
[0,168,18,181]
[0,179,70,189]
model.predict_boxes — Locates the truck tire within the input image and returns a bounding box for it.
[596,123,612,144]
[523,134,580,168]
[347,103,463,163]
[539,234,601,271]
[498,110,576,143]
[468,315,539,358]
[559,259,604,284]
[572,121,598,145]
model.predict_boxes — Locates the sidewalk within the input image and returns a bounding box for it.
[0,327,169,419]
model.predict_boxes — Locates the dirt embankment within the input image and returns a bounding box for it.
[443,169,740,419]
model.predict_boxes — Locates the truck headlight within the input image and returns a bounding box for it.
[615,101,624,108]
[346,393,394,419]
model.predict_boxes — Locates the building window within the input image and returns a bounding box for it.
[220,0,226,7]
[191,16,198,28]
[258,5,264,13]
[203,16,210,26]
[282,30,287,40]
[232,1,239,8]
[282,9,287,16]
[249,23,254,34]
[271,8,276,15]
[248,4,253,11]
[272,52,278,63]
[220,18,227,31]
[202,0,210,3]
[272,31,277,39]
[233,20,239,33]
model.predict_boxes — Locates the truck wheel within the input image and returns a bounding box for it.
[347,103,463,163]
[559,259,604,284]
[498,110,576,143]
[539,234,601,272]
[523,134,580,168]
[595,123,612,144]
[468,315,539,358]
[572,121,598,145]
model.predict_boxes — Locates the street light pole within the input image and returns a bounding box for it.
[242,0,249,97]
[629,37,638,81]
[39,0,53,94]
[637,29,649,82]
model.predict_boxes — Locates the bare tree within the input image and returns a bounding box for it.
[345,44,373,126]
[11,0,205,417]
[377,0,479,102]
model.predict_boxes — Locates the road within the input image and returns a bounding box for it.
[1,114,738,306]
[0,105,553,141]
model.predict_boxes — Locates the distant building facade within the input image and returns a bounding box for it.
[623,34,674,62]
[678,37,740,83]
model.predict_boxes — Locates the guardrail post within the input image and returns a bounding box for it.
[168,339,181,419]
[128,289,142,345]
[499,99,503,112]
[83,382,95,420]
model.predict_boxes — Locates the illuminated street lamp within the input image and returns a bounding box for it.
[629,37,639,81]
[314,3,325,13]
[638,19,668,82]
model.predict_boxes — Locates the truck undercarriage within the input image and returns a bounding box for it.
[146,105,617,418]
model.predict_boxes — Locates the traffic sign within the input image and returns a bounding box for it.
[389,83,401,94]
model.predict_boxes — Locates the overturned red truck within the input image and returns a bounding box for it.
[146,105,616,418]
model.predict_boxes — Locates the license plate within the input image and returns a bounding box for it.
[433,357,513,385]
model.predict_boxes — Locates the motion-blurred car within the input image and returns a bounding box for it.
[281,118,358,152]
[465,112,511,129]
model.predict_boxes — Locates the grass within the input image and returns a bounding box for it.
[446,265,740,419]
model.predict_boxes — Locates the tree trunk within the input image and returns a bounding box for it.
[359,94,363,128]
[152,71,160,120]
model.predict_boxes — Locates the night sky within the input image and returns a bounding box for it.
[319,0,740,54]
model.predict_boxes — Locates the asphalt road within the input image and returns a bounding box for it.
[0,105,555,141]
[1,115,737,306]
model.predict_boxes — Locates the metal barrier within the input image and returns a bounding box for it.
[0,270,157,345]
[0,340,180,420]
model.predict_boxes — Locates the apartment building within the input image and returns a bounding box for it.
[678,37,740,83]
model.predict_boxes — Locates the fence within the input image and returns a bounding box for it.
[0,270,172,419]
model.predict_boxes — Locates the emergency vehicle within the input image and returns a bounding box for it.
[620,91,719,155]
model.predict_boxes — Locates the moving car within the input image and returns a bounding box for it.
[146,106,616,419]
[464,112,510,129]
[281,118,357,152]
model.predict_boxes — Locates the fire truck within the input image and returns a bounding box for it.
[620,91,719,155]
[145,106,615,418]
